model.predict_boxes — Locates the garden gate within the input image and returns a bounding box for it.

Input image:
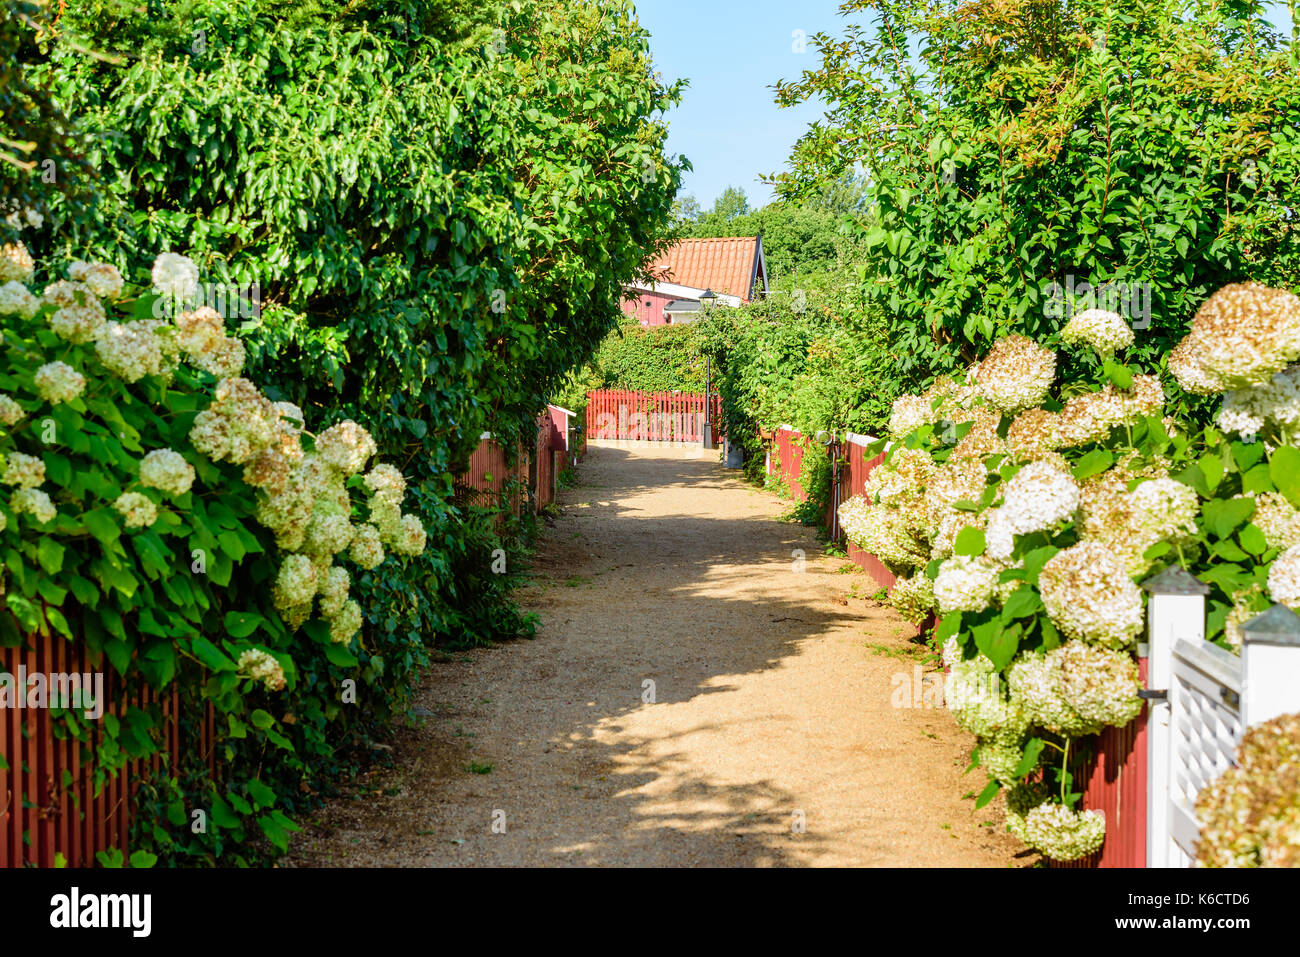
[1144,567,1300,867]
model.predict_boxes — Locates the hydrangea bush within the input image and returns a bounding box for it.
[0,244,425,860]
[1196,711,1300,868]
[837,285,1300,861]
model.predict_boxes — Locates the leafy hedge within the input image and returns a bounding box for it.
[2,0,682,863]
[840,284,1300,861]
[775,0,1300,392]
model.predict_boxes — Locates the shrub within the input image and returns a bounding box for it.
[844,282,1300,860]
[1,244,431,862]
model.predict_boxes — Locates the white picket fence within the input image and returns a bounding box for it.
[1143,566,1300,867]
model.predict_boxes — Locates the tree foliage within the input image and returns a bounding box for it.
[2,0,683,862]
[774,0,1300,390]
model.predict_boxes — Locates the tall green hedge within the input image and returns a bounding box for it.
[2,0,683,862]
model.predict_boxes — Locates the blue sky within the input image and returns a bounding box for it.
[636,1,1297,213]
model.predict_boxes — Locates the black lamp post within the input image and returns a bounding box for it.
[698,290,717,449]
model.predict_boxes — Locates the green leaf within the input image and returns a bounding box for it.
[1212,539,1249,561]
[325,643,359,667]
[1232,440,1266,473]
[1240,523,1268,556]
[1270,446,1300,508]
[975,779,1001,809]
[1200,453,1225,492]
[83,509,120,546]
[128,850,157,869]
[1072,449,1113,481]
[36,537,65,575]
[987,623,1022,671]
[1012,738,1047,779]
[223,611,265,639]
[1203,496,1255,539]
[258,813,289,852]
[211,794,241,829]
[1001,586,1042,620]
[191,637,236,672]
[250,709,274,730]
[1103,359,1132,390]
[247,779,276,809]
[954,526,986,556]
[1241,464,1274,495]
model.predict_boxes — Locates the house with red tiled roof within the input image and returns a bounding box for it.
[622,236,768,326]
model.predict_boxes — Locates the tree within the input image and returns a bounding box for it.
[672,192,701,222]
[773,0,1300,390]
[709,185,750,220]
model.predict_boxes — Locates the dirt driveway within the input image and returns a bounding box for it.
[286,443,1026,867]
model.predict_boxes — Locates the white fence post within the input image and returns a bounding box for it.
[1240,603,1300,729]
[1142,565,1208,869]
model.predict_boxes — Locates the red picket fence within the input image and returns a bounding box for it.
[765,426,808,501]
[1050,658,1149,869]
[764,427,895,591]
[585,389,721,444]
[455,405,574,516]
[1,632,217,869]
[829,434,896,592]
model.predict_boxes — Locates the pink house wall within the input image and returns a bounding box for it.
[620,289,676,327]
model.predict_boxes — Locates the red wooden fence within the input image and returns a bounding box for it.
[1050,658,1149,869]
[585,389,721,444]
[765,426,808,501]
[1,633,216,868]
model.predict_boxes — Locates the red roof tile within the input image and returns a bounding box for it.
[647,237,764,302]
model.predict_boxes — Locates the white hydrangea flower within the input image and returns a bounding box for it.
[888,393,934,439]
[151,251,200,301]
[0,394,22,426]
[317,566,351,620]
[2,452,45,488]
[95,321,169,382]
[273,401,305,432]
[237,648,286,692]
[1009,643,1142,736]
[1021,802,1106,861]
[315,420,377,475]
[139,449,196,497]
[887,574,935,622]
[0,242,34,282]
[933,554,1000,614]
[329,599,363,644]
[273,554,318,610]
[1267,544,1300,610]
[1169,283,1300,394]
[68,260,125,300]
[364,463,406,504]
[33,361,86,404]
[1061,308,1134,356]
[302,509,355,558]
[1128,477,1198,540]
[189,335,246,379]
[1037,541,1144,648]
[947,653,1027,740]
[189,377,279,465]
[975,335,1057,413]
[11,487,55,523]
[349,523,385,570]
[1215,365,1300,445]
[985,460,1081,560]
[0,279,40,318]
[113,491,158,528]
[390,513,427,556]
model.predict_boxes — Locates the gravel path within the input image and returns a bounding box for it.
[286,443,1025,867]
